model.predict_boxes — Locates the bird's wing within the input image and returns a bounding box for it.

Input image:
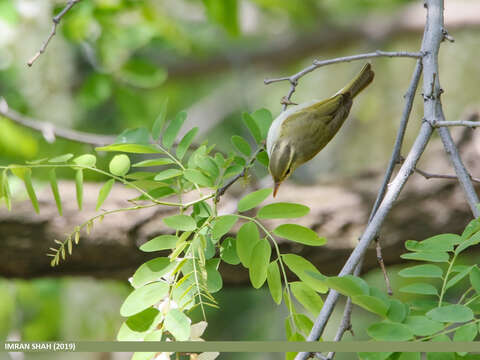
[279,94,347,163]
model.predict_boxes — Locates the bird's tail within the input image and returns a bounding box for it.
[340,63,375,98]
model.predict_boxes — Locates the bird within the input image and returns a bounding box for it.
[266,63,374,197]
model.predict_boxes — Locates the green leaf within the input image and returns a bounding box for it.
[406,234,461,252]
[251,108,273,140]
[117,307,162,341]
[152,99,168,140]
[401,251,449,262]
[73,154,97,167]
[282,254,327,293]
[224,164,243,178]
[202,0,239,36]
[267,261,282,304]
[238,188,272,212]
[426,304,474,323]
[398,264,443,279]
[48,153,73,163]
[290,281,323,315]
[120,59,167,89]
[136,187,176,201]
[206,259,223,293]
[115,128,150,144]
[140,235,178,252]
[352,295,389,317]
[469,266,480,293]
[446,265,473,290]
[183,169,214,187]
[404,315,444,336]
[21,169,39,214]
[456,231,480,254]
[453,322,477,342]
[132,258,177,288]
[462,218,480,240]
[292,314,313,337]
[256,150,269,167]
[164,309,191,341]
[399,283,438,296]
[273,224,326,246]
[48,169,62,216]
[163,111,187,149]
[324,275,369,297]
[212,215,238,240]
[109,154,131,176]
[220,237,240,265]
[1,171,11,211]
[367,322,413,341]
[96,179,115,211]
[176,127,198,160]
[236,222,260,268]
[133,158,174,167]
[249,239,271,289]
[75,169,83,210]
[120,281,169,317]
[196,156,219,179]
[286,332,304,360]
[154,168,183,181]
[387,299,408,323]
[96,144,161,154]
[242,112,262,144]
[131,352,156,360]
[426,352,454,360]
[163,215,196,231]
[231,135,251,156]
[257,202,309,219]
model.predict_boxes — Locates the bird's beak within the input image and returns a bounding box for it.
[273,182,281,197]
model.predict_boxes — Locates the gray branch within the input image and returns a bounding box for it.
[0,99,116,146]
[264,51,422,108]
[295,1,449,359]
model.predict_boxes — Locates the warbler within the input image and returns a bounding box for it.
[266,63,374,197]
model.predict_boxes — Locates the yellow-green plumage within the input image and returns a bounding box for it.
[267,63,374,196]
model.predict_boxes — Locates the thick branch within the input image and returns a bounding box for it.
[296,1,446,358]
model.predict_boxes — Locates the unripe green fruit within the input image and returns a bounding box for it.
[109,154,130,176]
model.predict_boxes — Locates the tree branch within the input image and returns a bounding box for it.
[0,99,116,146]
[27,0,81,67]
[264,51,422,109]
[414,166,480,183]
[295,1,447,358]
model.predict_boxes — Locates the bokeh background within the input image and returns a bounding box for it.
[0,0,480,359]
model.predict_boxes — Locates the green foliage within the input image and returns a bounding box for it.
[0,107,331,354]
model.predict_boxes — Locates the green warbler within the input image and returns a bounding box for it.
[266,63,374,196]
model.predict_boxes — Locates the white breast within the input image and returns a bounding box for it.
[266,99,320,157]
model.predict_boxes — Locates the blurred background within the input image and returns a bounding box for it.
[0,0,480,359]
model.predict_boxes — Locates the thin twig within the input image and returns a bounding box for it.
[215,147,264,202]
[295,2,446,359]
[264,50,422,108]
[0,99,116,146]
[434,120,480,127]
[414,166,480,183]
[27,0,81,67]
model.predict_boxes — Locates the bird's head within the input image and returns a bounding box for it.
[268,141,295,197]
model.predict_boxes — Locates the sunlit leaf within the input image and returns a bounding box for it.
[75,169,83,210]
[257,202,309,219]
[212,215,238,240]
[163,111,187,149]
[238,188,272,212]
[49,169,62,216]
[164,309,191,341]
[96,179,115,211]
[133,158,174,167]
[290,281,323,315]
[96,144,161,154]
[140,235,178,252]
[249,239,271,289]
[163,214,196,231]
[273,224,326,246]
[231,135,251,157]
[176,127,198,160]
[267,261,282,304]
[426,304,474,323]
[120,281,169,317]
[367,322,413,341]
[282,254,327,293]
[398,264,443,279]
[73,154,97,167]
[236,221,259,268]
